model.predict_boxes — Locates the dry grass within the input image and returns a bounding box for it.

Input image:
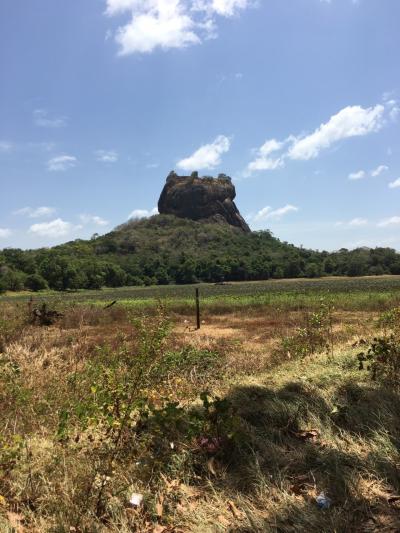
[0,300,399,532]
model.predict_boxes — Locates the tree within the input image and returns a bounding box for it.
[273,266,284,279]
[305,262,321,278]
[0,269,25,291]
[104,263,127,287]
[347,257,367,277]
[81,263,104,289]
[284,258,303,278]
[39,255,83,290]
[25,273,48,292]
[323,257,336,275]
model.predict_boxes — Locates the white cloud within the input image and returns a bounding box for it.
[128,207,158,219]
[13,206,56,218]
[79,214,109,226]
[177,135,230,171]
[47,155,77,172]
[348,170,366,181]
[0,141,13,152]
[29,218,78,237]
[288,105,385,160]
[252,204,299,222]
[335,218,368,227]
[347,164,388,181]
[371,164,388,177]
[108,0,200,55]
[388,178,400,189]
[194,0,249,17]
[377,216,400,228]
[247,138,285,173]
[383,94,400,122]
[105,0,251,55]
[320,0,361,5]
[33,109,67,128]
[0,228,12,238]
[146,162,160,169]
[348,217,368,227]
[389,105,400,121]
[95,150,118,163]
[245,102,392,176]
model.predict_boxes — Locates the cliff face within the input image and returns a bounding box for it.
[158,171,250,232]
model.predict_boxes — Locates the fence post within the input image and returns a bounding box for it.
[28,296,33,316]
[195,288,200,330]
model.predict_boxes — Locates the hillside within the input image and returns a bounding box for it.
[1,213,400,292]
[1,173,400,292]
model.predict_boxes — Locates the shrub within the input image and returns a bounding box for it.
[279,300,334,359]
[0,304,29,353]
[358,306,400,389]
[358,335,400,389]
[25,273,48,292]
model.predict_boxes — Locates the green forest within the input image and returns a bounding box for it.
[1,214,400,292]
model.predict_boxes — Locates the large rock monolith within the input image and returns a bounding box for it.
[158,171,250,232]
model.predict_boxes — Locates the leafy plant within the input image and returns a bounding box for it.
[280,299,334,359]
[357,335,400,388]
[357,306,400,388]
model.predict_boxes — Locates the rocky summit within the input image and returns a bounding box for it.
[158,171,250,232]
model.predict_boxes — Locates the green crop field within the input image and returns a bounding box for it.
[3,275,400,312]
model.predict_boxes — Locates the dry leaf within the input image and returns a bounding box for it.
[197,436,222,454]
[160,475,180,493]
[228,500,243,519]
[388,495,400,509]
[179,483,200,499]
[217,514,230,527]
[156,494,164,518]
[7,512,25,533]
[207,457,217,476]
[289,474,314,496]
[292,429,319,442]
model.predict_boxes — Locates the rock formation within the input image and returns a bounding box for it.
[158,171,250,232]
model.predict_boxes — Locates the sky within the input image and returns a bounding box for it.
[0,0,399,251]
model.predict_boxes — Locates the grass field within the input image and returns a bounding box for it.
[3,275,400,312]
[1,277,400,531]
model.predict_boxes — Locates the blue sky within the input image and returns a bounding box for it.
[0,0,399,251]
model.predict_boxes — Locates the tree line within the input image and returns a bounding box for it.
[1,215,400,292]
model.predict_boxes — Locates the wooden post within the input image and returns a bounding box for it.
[28,296,33,316]
[195,288,200,330]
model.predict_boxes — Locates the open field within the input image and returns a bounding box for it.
[3,275,400,313]
[1,277,400,531]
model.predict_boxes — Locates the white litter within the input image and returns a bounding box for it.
[129,493,143,507]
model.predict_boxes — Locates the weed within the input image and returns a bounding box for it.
[357,306,400,390]
[279,299,335,360]
[358,335,400,388]
[0,304,28,353]
[1,286,399,531]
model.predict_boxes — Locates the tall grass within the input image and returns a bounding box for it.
[1,289,400,531]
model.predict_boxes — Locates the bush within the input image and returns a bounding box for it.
[0,269,25,292]
[25,273,48,292]
[279,300,334,359]
[358,335,400,389]
[358,306,400,389]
